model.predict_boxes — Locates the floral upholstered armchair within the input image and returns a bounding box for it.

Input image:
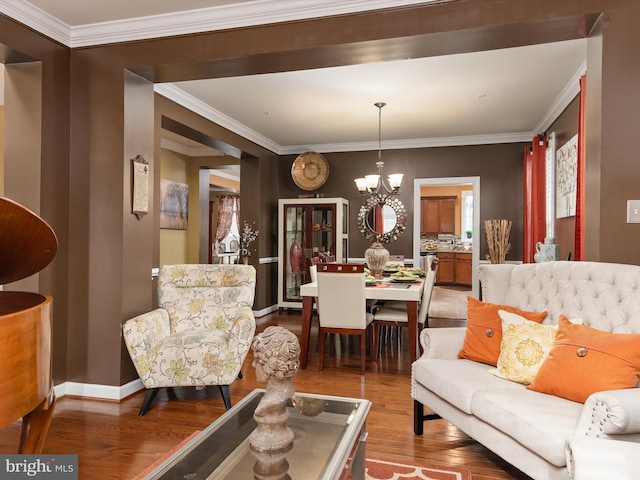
[123,264,256,416]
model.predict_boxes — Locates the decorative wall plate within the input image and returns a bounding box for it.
[291,152,329,191]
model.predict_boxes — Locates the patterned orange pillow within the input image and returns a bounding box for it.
[527,315,640,403]
[457,296,547,366]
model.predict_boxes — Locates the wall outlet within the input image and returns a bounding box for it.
[627,200,640,223]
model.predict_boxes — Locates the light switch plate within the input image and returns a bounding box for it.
[627,200,640,223]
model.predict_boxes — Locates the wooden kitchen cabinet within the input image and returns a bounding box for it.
[420,196,456,234]
[436,251,472,286]
[454,252,472,286]
[436,252,455,284]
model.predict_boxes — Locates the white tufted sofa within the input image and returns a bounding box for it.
[411,261,640,480]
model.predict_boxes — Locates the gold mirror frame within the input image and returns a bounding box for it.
[357,194,407,243]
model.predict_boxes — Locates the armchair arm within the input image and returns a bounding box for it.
[122,308,171,362]
[227,305,257,350]
[573,389,640,438]
[419,327,466,360]
[566,436,639,480]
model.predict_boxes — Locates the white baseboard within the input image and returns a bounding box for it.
[54,379,144,401]
[254,304,278,318]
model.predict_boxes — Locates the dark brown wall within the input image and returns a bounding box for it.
[1,16,71,384]
[278,143,526,263]
[3,0,640,388]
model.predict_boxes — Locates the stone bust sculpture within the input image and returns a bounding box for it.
[249,326,301,452]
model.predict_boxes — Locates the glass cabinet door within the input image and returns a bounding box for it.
[282,203,338,304]
[310,204,335,261]
[284,205,307,303]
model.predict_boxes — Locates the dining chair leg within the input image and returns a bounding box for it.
[318,330,325,372]
[360,332,366,376]
[372,323,380,361]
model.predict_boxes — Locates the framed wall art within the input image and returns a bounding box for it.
[160,179,189,230]
[131,155,149,220]
[555,134,578,219]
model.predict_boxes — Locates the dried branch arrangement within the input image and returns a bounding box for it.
[484,219,512,264]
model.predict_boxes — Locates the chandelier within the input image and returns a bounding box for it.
[354,102,403,201]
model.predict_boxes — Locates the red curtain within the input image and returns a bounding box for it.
[523,135,547,263]
[574,74,587,260]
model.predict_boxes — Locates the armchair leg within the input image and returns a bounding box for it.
[139,388,161,416]
[218,385,232,410]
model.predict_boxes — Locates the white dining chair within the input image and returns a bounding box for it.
[372,260,438,358]
[316,263,374,375]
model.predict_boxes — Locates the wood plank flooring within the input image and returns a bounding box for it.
[0,312,532,480]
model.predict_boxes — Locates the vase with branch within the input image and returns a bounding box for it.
[484,219,512,264]
[239,221,259,264]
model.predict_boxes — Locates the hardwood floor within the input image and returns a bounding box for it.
[0,312,532,480]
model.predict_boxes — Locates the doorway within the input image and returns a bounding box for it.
[413,176,480,300]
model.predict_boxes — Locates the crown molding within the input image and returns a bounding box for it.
[2,0,443,48]
[279,132,535,155]
[155,83,282,154]
[534,60,586,135]
[0,0,70,45]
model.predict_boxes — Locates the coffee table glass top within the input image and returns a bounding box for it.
[144,389,371,480]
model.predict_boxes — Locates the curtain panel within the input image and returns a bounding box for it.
[214,196,238,246]
[574,74,587,261]
[523,135,547,263]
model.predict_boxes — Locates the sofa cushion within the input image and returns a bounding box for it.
[489,310,559,385]
[471,388,583,467]
[528,315,640,403]
[458,296,547,366]
[412,358,522,414]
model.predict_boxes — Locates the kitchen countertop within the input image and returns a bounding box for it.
[421,247,473,254]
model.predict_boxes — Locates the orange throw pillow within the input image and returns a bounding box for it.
[457,297,547,366]
[528,315,640,403]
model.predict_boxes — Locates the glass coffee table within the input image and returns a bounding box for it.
[141,389,372,479]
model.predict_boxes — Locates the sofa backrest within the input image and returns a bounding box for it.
[478,261,640,334]
[158,264,256,334]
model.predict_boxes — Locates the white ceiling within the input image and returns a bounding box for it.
[2,0,587,158]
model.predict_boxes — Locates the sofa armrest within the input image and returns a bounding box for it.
[566,435,640,480]
[419,327,466,360]
[573,389,640,438]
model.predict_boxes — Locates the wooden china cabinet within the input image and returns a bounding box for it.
[277,197,349,310]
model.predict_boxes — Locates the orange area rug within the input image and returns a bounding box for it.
[364,457,473,480]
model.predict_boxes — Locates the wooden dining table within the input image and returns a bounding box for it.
[299,277,425,368]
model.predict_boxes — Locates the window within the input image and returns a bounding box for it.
[545,132,556,239]
[461,191,474,241]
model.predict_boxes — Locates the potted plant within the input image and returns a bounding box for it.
[465,230,472,239]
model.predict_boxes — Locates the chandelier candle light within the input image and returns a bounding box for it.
[354,102,404,200]
[354,102,404,278]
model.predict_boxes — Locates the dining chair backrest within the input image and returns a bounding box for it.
[316,263,367,329]
[418,266,438,326]
[309,264,318,283]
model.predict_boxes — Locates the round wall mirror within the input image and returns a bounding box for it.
[357,195,407,243]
